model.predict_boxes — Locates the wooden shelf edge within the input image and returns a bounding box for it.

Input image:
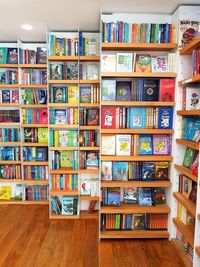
[101,101,175,107]
[179,37,200,55]
[49,190,79,196]
[100,230,169,239]
[174,164,198,183]
[176,139,199,150]
[50,215,79,219]
[173,217,194,248]
[173,192,196,217]
[101,181,172,188]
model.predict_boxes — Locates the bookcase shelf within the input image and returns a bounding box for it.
[101,155,173,161]
[173,192,196,217]
[101,72,176,78]
[178,74,200,86]
[101,101,175,107]
[49,146,79,151]
[0,103,19,107]
[18,64,47,68]
[0,84,19,88]
[48,124,79,129]
[80,196,99,201]
[79,80,100,84]
[0,142,21,146]
[79,103,99,107]
[195,246,200,258]
[101,42,178,51]
[21,124,48,128]
[101,181,172,188]
[101,129,174,134]
[177,110,200,116]
[49,170,78,175]
[79,169,99,174]
[79,146,100,151]
[173,218,194,248]
[79,56,100,61]
[100,230,169,239]
[21,142,48,147]
[21,161,48,166]
[24,201,49,205]
[23,180,49,185]
[48,80,78,84]
[80,210,99,219]
[79,126,99,130]
[0,179,22,183]
[176,139,199,150]
[100,203,170,214]
[174,164,198,183]
[179,37,200,55]
[49,190,79,196]
[0,160,21,164]
[19,84,47,88]
[48,103,78,108]
[50,215,79,220]
[0,122,20,127]
[20,104,48,108]
[0,200,23,204]
[48,56,78,61]
[0,64,18,68]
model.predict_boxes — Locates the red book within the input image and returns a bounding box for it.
[39,109,48,124]
[159,79,175,101]
[101,106,116,129]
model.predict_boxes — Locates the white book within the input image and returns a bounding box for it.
[116,134,131,156]
[101,54,116,72]
[186,87,200,110]
[116,53,133,72]
[101,135,116,155]
[80,180,91,196]
[101,80,116,101]
[101,161,112,181]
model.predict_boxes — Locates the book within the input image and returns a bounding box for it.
[183,147,195,168]
[11,90,19,103]
[185,87,200,110]
[143,79,159,101]
[159,79,175,101]
[101,135,116,155]
[116,53,133,72]
[101,161,112,181]
[66,62,78,80]
[2,90,10,103]
[62,196,74,215]
[153,188,166,204]
[116,81,131,101]
[38,109,48,124]
[124,187,137,204]
[178,20,199,46]
[50,63,63,80]
[55,109,66,124]
[155,162,169,180]
[112,162,128,181]
[101,106,116,129]
[0,185,12,200]
[101,54,116,72]
[87,109,99,126]
[138,188,152,206]
[129,107,146,128]
[142,162,155,181]
[189,183,197,204]
[60,151,73,168]
[116,134,131,156]
[80,86,91,103]
[151,56,168,72]
[101,80,116,101]
[158,107,173,129]
[182,176,193,197]
[107,188,120,206]
[36,47,47,64]
[135,54,151,72]
[68,86,78,104]
[190,152,199,176]
[0,48,7,64]
[138,135,153,155]
[86,152,99,169]
[81,180,91,196]
[53,87,66,103]
[153,134,171,155]
[38,128,48,143]
[132,214,145,230]
[86,63,99,80]
[7,48,18,64]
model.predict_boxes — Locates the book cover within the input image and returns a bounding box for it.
[55,109,66,124]
[36,147,46,161]
[107,188,120,206]
[7,48,18,64]
[38,128,48,143]
[158,107,173,129]
[2,90,10,103]
[138,134,153,155]
[60,151,73,168]
[112,162,128,181]
[190,152,199,176]
[38,109,48,124]
[129,107,146,129]
[185,87,200,110]
[87,109,99,126]
[135,54,151,72]
[116,81,131,101]
[0,48,7,64]
[116,53,133,72]
[143,79,159,101]
[24,128,35,142]
[86,152,99,169]
[142,162,155,181]
[14,184,23,200]
[153,188,166,204]
[132,214,145,230]
[80,180,91,196]
[182,175,193,197]
[124,187,137,204]
[153,134,170,155]
[101,106,116,129]
[101,80,116,101]
[138,188,152,206]
[178,20,199,46]
[183,147,195,168]
[101,54,116,72]
[101,135,116,155]
[11,90,19,103]
[68,86,78,104]
[151,56,168,72]
[116,134,131,156]
[66,62,78,80]
[62,196,74,215]
[0,185,12,200]
[58,131,69,146]
[53,87,66,103]
[155,162,169,180]
[86,63,99,80]
[189,183,197,204]
[159,79,175,102]
[36,47,47,64]
[50,63,63,80]
[184,118,200,142]
[80,86,91,103]
[38,90,47,104]
[101,161,112,181]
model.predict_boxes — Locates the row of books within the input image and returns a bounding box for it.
[79,62,99,80]
[102,21,174,43]
[50,108,78,125]
[48,35,78,56]
[176,229,194,260]
[182,117,200,143]
[51,195,78,215]
[0,89,19,104]
[0,146,20,161]
[51,150,79,170]
[102,187,166,206]
[80,179,99,196]
[179,175,197,205]
[22,109,48,124]
[182,87,200,110]
[19,69,47,85]
[183,147,199,178]
[101,53,176,73]
[22,89,47,105]
[24,127,48,143]
[24,165,48,180]
[0,110,19,123]
[101,161,169,181]
[79,130,99,147]
[49,130,78,147]
[0,47,18,64]
[192,49,200,76]
[19,47,47,64]
[102,134,172,156]
[50,174,78,191]
[101,106,173,129]
[80,151,99,170]
[23,147,48,162]
[0,70,18,84]
[101,213,168,230]
[0,184,22,200]
[0,128,20,142]
[49,86,78,104]
[80,85,100,103]
[79,32,99,56]
[25,185,48,201]
[0,164,21,179]
[102,79,175,102]
[79,108,99,126]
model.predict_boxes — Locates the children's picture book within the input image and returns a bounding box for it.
[66,62,78,80]
[0,48,7,64]
[107,188,120,206]
[153,134,171,155]
[142,162,155,181]
[80,180,91,196]
[185,87,200,110]
[11,90,19,103]
[159,79,175,102]
[112,162,128,181]
[151,56,168,72]
[80,86,91,103]
[178,20,199,46]
[132,214,145,230]
[62,196,74,215]
[7,48,18,64]
[2,90,10,103]
[116,53,133,72]
[101,135,116,155]
[53,87,67,103]
[86,152,99,169]
[143,79,159,101]
[101,54,116,72]
[0,185,12,200]
[87,63,99,80]
[87,109,99,125]
[158,107,173,129]
[58,131,68,146]
[129,107,146,128]
[153,188,166,204]
[60,151,73,168]
[135,54,151,72]
[50,63,63,80]
[138,135,153,155]
[38,128,48,143]
[124,187,137,204]
[101,106,116,129]
[55,109,66,124]
[101,161,112,181]
[138,187,152,206]
[182,175,193,198]
[68,86,78,104]
[101,80,116,101]
[38,109,48,124]
[116,134,131,156]
[155,162,169,180]
[116,81,131,101]
[183,147,195,168]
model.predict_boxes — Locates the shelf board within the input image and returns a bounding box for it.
[20,104,48,108]
[100,230,169,239]
[80,195,99,201]
[177,110,200,116]
[79,80,100,84]
[101,180,172,188]
[50,214,79,219]
[21,161,48,166]
[100,203,170,214]
[48,80,78,84]
[0,142,21,146]
[101,42,177,51]
[48,103,78,108]
[174,164,198,183]
[173,218,194,248]
[173,192,196,217]
[101,128,174,134]
[21,142,48,147]
[176,139,199,150]
[101,101,175,107]
[80,210,99,219]
[179,37,200,55]
[0,160,21,164]
[0,64,18,68]
[101,72,176,78]
[79,56,100,61]
[178,74,200,86]
[0,103,19,107]
[49,190,79,196]
[0,122,20,127]
[198,214,200,221]
[0,179,22,183]
[80,103,99,107]
[0,200,23,204]
[79,147,100,151]
[19,84,47,88]
[48,56,78,61]
[195,246,200,258]
[18,64,47,68]
[23,180,49,185]
[48,124,79,129]
[21,124,48,128]
[24,201,48,205]
[79,126,99,130]
[79,169,99,174]
[50,169,78,175]
[101,155,173,161]
[0,84,19,88]
[49,146,78,151]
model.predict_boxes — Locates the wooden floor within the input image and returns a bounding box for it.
[0,205,192,267]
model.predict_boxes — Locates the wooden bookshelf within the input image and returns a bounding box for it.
[23,180,49,185]
[21,124,48,128]
[79,56,100,61]
[80,103,99,107]
[20,104,48,108]
[101,72,176,78]
[80,196,99,201]
[18,64,47,68]
[79,169,99,174]
[174,164,198,183]
[48,80,78,84]
[0,160,21,164]
[21,142,48,147]
[101,181,172,188]
[48,56,78,61]
[173,192,196,217]
[0,200,23,204]
[79,147,100,151]
[173,218,194,248]
[0,64,18,68]
[24,201,49,205]
[19,84,47,88]
[101,155,173,161]
[198,213,200,221]
[49,190,79,196]
[195,246,200,258]
[101,42,177,51]
[49,170,78,175]
[48,124,79,129]
[21,161,49,166]
[48,103,78,108]
[50,215,79,219]
[101,129,174,134]
[179,37,200,55]
[0,103,19,107]
[100,203,170,214]
[49,146,78,151]
[177,110,200,116]
[101,101,175,107]
[0,122,20,127]
[0,179,22,183]
[79,126,99,130]
[176,138,199,150]
[0,84,19,88]
[178,74,200,86]
[100,230,169,239]
[80,210,99,219]
[0,142,21,146]
[79,80,100,84]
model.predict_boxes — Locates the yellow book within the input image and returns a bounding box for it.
[68,86,78,104]
[54,130,59,146]
[0,186,12,200]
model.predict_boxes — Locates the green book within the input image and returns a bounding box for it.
[60,151,73,168]
[183,147,195,168]
[0,48,7,64]
[38,128,48,143]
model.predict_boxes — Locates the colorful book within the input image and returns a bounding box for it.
[38,128,48,143]
[132,214,145,230]
[60,151,73,168]
[101,106,116,129]
[101,54,116,72]
[68,86,78,104]
[138,188,152,206]
[159,79,175,101]
[153,134,171,155]
[101,80,116,101]
[50,63,63,80]
[55,110,66,124]
[124,187,137,204]
[116,134,131,156]
[87,109,99,125]
[183,147,195,168]
[116,81,131,101]
[80,86,91,103]
[142,162,155,181]
[178,20,199,46]
[143,79,159,101]
[151,56,168,72]
[107,188,120,206]
[135,54,151,72]
[101,161,112,181]
[112,162,128,181]
[128,107,146,129]
[138,135,153,155]
[101,135,116,155]
[53,87,66,103]
[158,107,173,129]
[116,53,133,72]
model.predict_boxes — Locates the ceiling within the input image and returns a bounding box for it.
[0,0,199,42]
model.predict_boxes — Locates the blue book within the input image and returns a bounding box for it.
[107,188,120,206]
[185,118,200,142]
[158,107,173,129]
[113,162,128,181]
[79,31,83,56]
[142,162,156,181]
[165,23,169,43]
[138,135,153,155]
[129,107,146,129]
[138,188,152,206]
